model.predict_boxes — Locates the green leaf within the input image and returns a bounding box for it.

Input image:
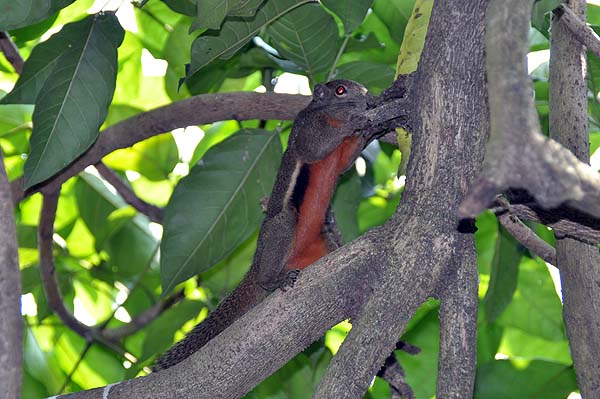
[103,133,179,181]
[23,13,125,188]
[498,327,572,365]
[192,0,264,31]
[497,258,565,341]
[483,225,523,323]
[321,0,372,34]
[160,129,282,293]
[532,0,563,35]
[334,61,394,95]
[474,360,577,398]
[371,0,415,44]
[1,17,92,105]
[189,0,310,76]
[395,0,434,75]
[162,0,197,16]
[332,170,361,243]
[229,0,265,17]
[0,0,75,31]
[267,3,339,80]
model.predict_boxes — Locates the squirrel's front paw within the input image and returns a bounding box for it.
[279,269,300,292]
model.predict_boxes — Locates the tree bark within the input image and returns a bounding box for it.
[0,149,22,399]
[550,1,600,396]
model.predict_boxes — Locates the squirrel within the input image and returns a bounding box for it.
[153,80,382,371]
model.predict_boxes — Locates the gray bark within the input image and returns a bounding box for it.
[550,1,600,396]
[0,149,22,399]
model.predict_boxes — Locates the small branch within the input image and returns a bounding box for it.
[377,342,420,399]
[59,342,93,394]
[39,191,185,343]
[39,190,94,339]
[555,5,600,59]
[95,162,164,224]
[494,199,557,264]
[491,200,600,245]
[0,32,23,74]
[327,34,351,81]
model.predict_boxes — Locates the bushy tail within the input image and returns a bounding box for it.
[152,274,268,371]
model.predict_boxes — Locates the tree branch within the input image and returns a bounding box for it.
[555,4,600,60]
[38,191,185,343]
[95,162,164,224]
[459,0,600,221]
[549,1,600,396]
[495,206,557,265]
[18,92,311,200]
[0,32,23,74]
[0,149,22,399]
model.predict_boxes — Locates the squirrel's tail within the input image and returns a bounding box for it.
[152,272,268,371]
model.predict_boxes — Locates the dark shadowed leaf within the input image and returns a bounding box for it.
[189,0,310,76]
[0,0,75,31]
[23,13,124,188]
[483,225,523,323]
[321,0,372,34]
[160,129,281,293]
[267,3,339,80]
[162,0,197,16]
[334,61,394,94]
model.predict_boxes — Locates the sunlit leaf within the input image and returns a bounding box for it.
[321,0,372,34]
[0,0,75,31]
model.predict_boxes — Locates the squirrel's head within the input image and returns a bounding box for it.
[311,80,371,108]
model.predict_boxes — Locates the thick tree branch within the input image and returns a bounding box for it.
[459,0,600,221]
[555,5,600,60]
[95,162,164,224]
[0,149,22,399]
[17,92,311,200]
[0,32,23,74]
[549,1,600,396]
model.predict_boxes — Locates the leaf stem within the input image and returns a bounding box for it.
[327,33,350,81]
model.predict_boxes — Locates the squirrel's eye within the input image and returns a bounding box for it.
[335,85,346,96]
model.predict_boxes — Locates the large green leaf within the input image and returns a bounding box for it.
[371,0,415,44]
[334,61,394,95]
[1,17,92,105]
[532,0,563,36]
[332,170,361,243]
[188,0,310,76]
[474,360,577,398]
[192,0,265,31]
[0,0,75,31]
[321,0,372,34]
[497,258,565,341]
[483,225,523,323]
[267,3,338,80]
[160,129,282,293]
[23,13,124,188]
[162,0,197,16]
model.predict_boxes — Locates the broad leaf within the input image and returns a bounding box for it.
[229,0,265,17]
[332,170,361,243]
[267,3,338,80]
[321,0,372,34]
[372,0,416,44]
[395,0,434,75]
[162,0,197,16]
[497,258,565,341]
[191,0,265,31]
[160,129,281,293]
[23,13,124,188]
[1,17,93,105]
[0,0,75,31]
[334,61,394,94]
[189,0,310,76]
[532,0,563,36]
[483,225,523,323]
[474,360,577,398]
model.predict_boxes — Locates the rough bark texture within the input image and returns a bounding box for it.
[550,1,600,396]
[460,0,600,221]
[50,1,489,397]
[0,149,22,399]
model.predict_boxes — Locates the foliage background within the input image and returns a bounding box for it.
[1,0,598,397]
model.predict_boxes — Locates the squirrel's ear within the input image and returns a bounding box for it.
[313,84,331,101]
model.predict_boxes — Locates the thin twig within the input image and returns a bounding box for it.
[327,34,351,81]
[0,32,23,74]
[555,5,600,59]
[59,341,93,394]
[95,162,164,223]
[377,342,420,399]
[494,198,557,264]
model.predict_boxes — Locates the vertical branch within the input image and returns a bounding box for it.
[436,244,478,399]
[0,149,22,398]
[0,32,23,73]
[549,1,600,396]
